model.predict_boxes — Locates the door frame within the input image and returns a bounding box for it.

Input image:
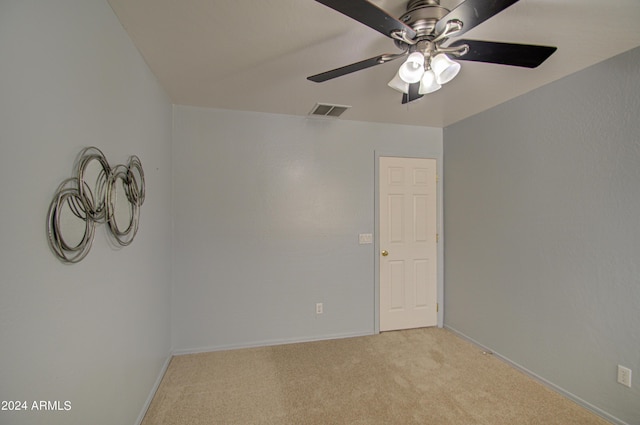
[374,152,444,333]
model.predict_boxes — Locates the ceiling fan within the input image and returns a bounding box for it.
[307,0,557,104]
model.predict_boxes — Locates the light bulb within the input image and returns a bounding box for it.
[431,53,461,85]
[398,52,425,84]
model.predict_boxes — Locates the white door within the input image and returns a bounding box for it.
[379,157,437,331]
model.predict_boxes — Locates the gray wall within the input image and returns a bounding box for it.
[443,46,640,425]
[171,105,443,352]
[0,1,173,424]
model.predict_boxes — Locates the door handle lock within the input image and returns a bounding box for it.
[381,250,389,256]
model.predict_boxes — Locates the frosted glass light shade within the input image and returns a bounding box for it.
[388,71,409,94]
[431,53,460,85]
[398,52,425,84]
[418,69,441,94]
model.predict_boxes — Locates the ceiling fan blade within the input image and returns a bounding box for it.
[307,53,404,83]
[402,83,422,104]
[435,0,520,37]
[450,40,557,68]
[315,0,416,40]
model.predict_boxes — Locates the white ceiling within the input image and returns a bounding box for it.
[108,0,640,128]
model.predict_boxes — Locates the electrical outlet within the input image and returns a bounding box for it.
[617,365,632,388]
[316,303,323,315]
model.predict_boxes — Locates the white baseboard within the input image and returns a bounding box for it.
[135,354,173,425]
[444,325,629,425]
[171,330,373,356]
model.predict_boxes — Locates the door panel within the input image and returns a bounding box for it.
[379,157,437,331]
[389,195,404,242]
[390,260,405,310]
[414,195,429,241]
[414,259,430,307]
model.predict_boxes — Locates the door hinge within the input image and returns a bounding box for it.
[436,303,439,313]
[436,233,439,243]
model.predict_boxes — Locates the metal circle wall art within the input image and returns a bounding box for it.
[47,147,146,263]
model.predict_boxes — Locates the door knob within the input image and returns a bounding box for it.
[381,250,388,256]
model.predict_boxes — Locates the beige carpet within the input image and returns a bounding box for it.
[142,328,611,424]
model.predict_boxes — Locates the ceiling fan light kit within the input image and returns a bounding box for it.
[308,0,557,105]
[390,50,460,94]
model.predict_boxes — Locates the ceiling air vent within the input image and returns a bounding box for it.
[308,103,351,118]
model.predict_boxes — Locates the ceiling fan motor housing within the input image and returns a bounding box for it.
[398,0,450,44]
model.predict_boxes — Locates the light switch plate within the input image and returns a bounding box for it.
[359,233,373,244]
[618,365,632,388]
